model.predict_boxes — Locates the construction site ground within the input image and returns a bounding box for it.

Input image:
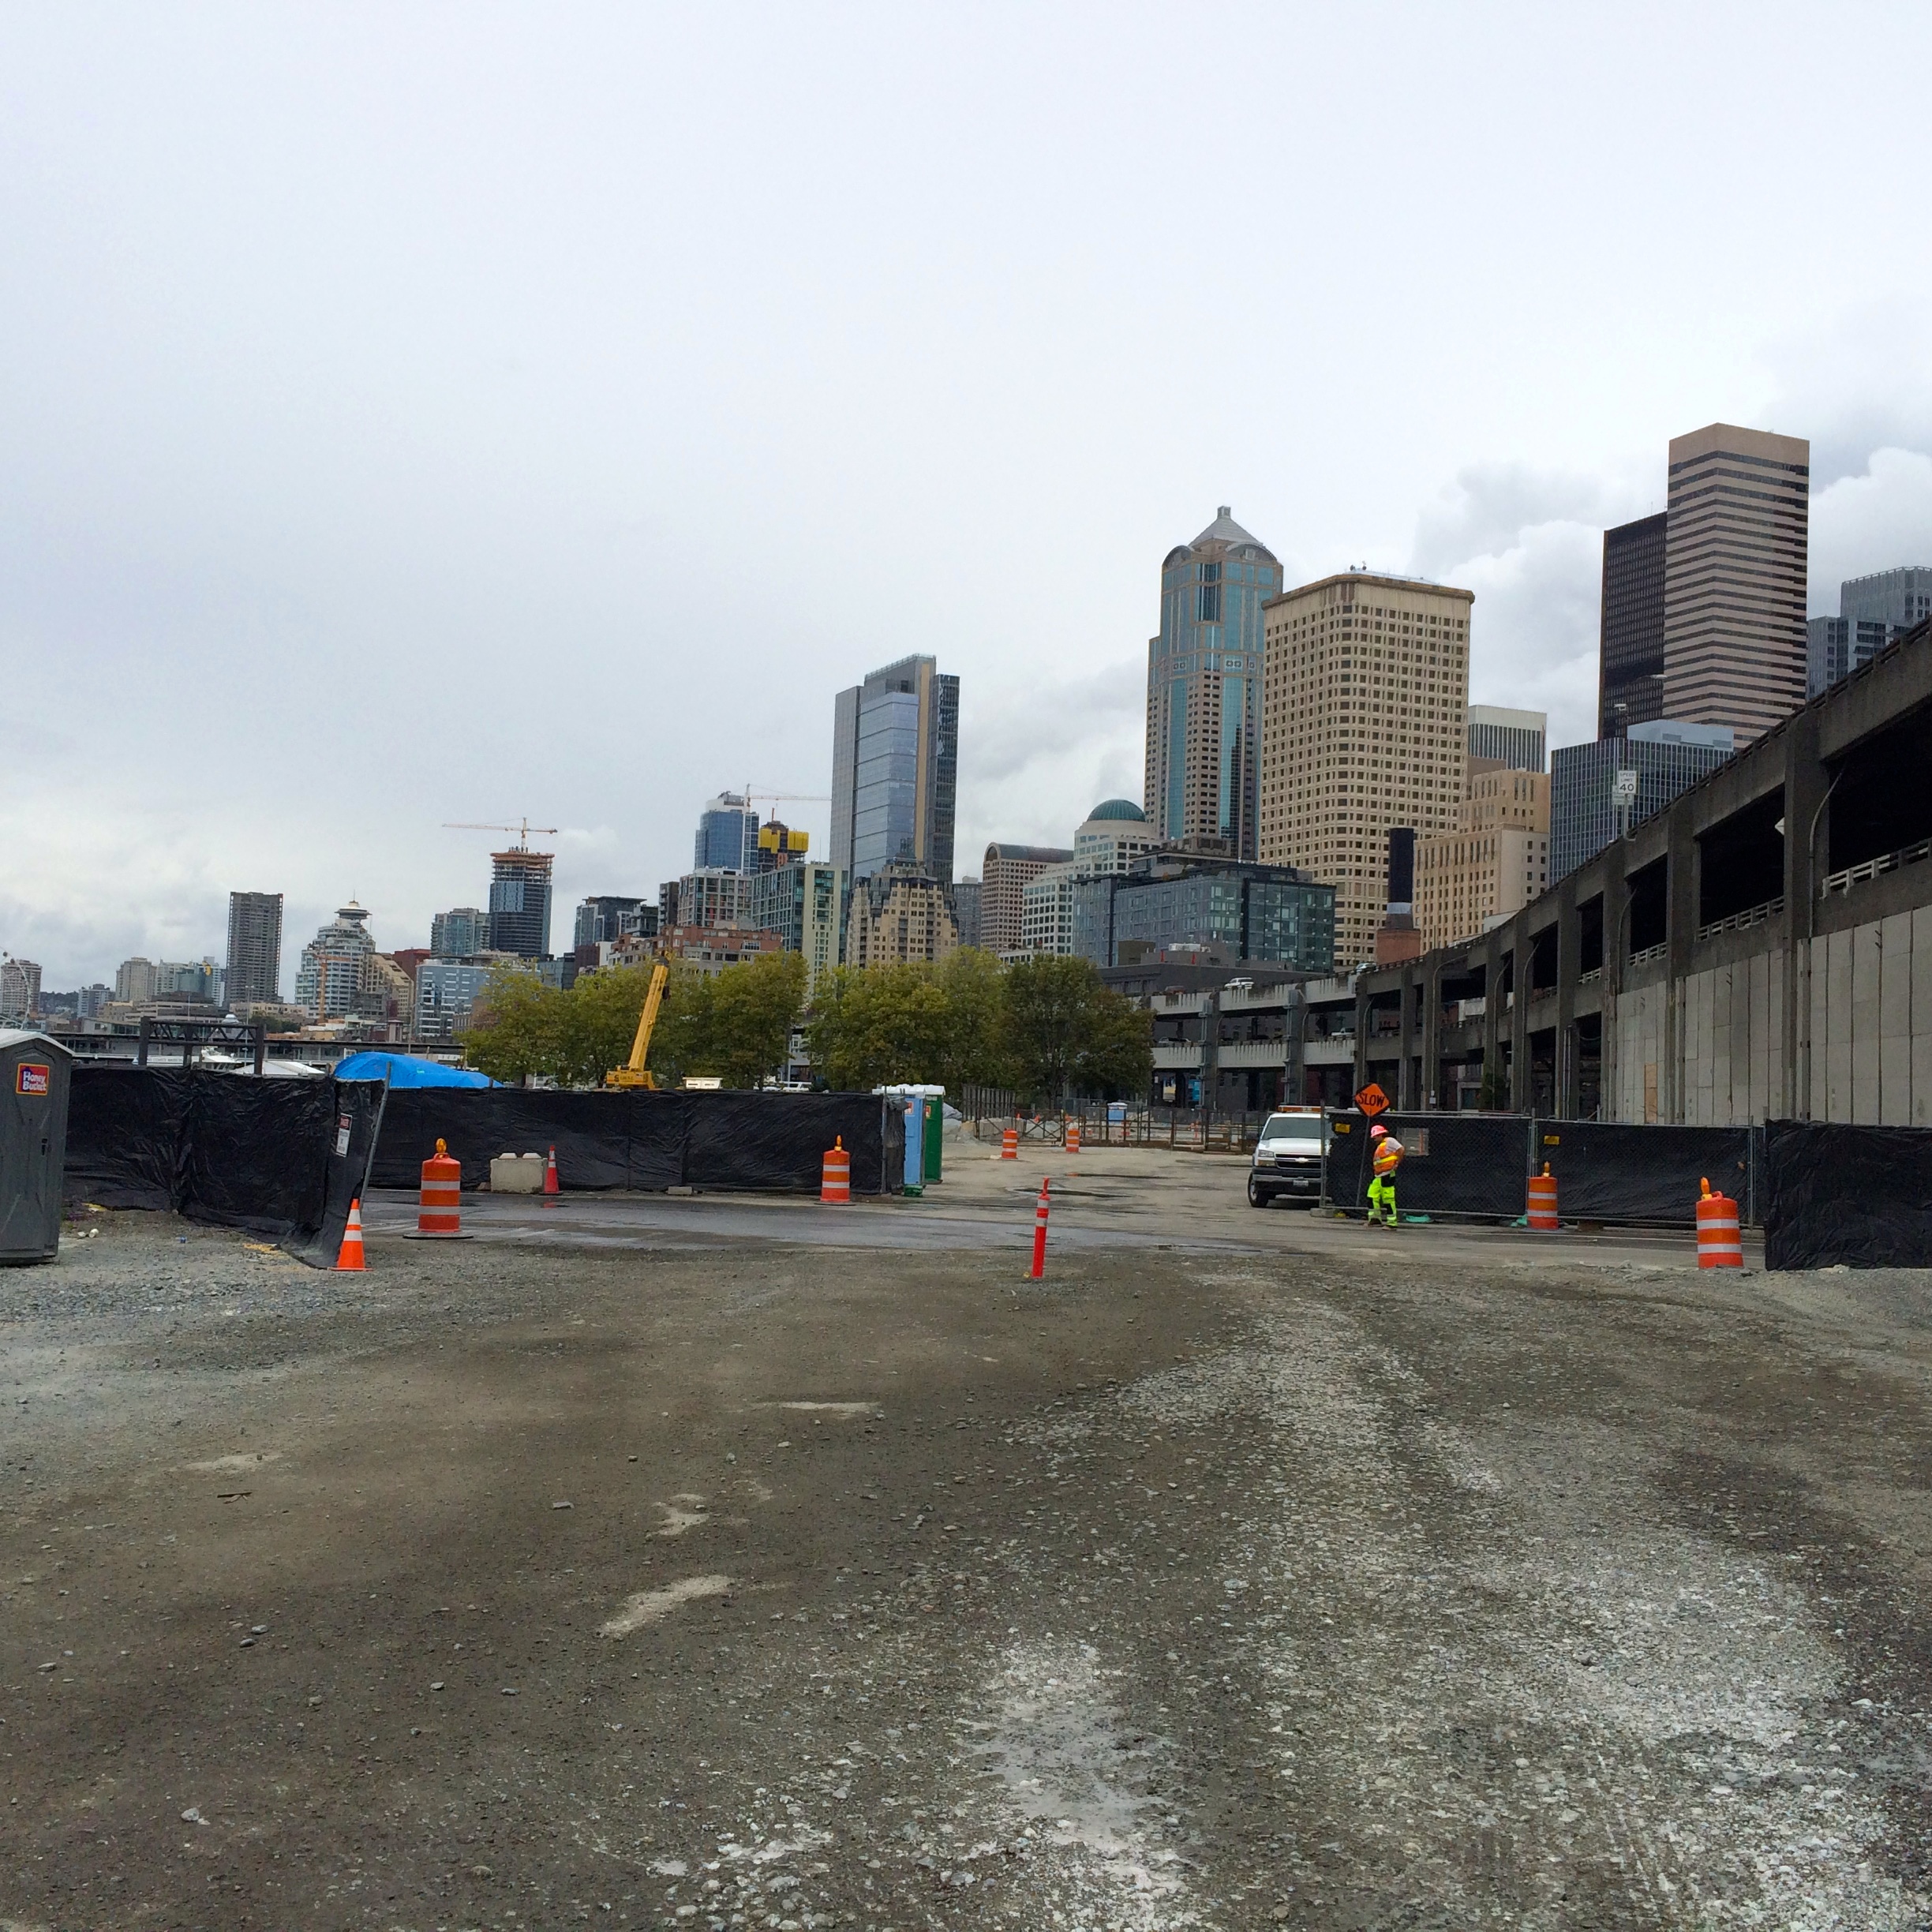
[5,1141,1930,1930]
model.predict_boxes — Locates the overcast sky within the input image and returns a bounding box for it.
[5,3,1931,991]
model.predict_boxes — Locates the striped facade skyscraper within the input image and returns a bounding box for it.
[1661,423,1809,743]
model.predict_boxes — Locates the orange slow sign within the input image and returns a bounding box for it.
[1354,1082,1389,1118]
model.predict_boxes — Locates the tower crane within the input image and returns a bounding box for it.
[443,818,559,849]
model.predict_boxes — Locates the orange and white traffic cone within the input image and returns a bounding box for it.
[543,1145,560,1198]
[335,1197,367,1271]
[1028,1178,1050,1280]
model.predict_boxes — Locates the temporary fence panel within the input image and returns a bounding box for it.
[1764,1120,1932,1270]
[372,1088,675,1193]
[64,1064,190,1210]
[178,1073,335,1235]
[1530,1121,1757,1227]
[1323,1110,1531,1219]
[684,1091,896,1194]
[374,1087,902,1195]
[279,1080,388,1269]
[62,1065,384,1260]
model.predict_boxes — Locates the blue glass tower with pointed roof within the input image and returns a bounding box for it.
[1144,507,1282,860]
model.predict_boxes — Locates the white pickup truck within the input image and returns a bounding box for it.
[1247,1107,1327,1208]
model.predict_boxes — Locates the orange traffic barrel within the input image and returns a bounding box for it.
[1065,1120,1081,1154]
[1696,1178,1742,1267]
[821,1136,851,1204]
[1527,1162,1558,1232]
[418,1138,463,1236]
[1000,1126,1018,1159]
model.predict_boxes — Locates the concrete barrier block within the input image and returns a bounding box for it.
[490,1154,545,1193]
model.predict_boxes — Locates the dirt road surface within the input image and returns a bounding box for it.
[3,1145,1926,1929]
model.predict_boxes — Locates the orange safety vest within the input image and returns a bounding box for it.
[1372,1135,1404,1177]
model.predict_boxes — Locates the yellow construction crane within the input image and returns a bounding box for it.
[605,960,670,1089]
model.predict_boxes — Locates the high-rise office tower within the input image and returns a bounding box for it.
[1145,507,1283,857]
[1257,571,1473,971]
[1661,424,1809,742]
[1549,721,1735,878]
[694,792,756,872]
[829,656,960,883]
[488,846,554,957]
[1810,566,1932,695]
[1466,706,1547,774]
[224,890,283,1007]
[1840,566,1932,631]
[1597,512,1668,734]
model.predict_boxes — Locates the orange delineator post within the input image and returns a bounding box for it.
[1000,1126,1018,1159]
[1028,1178,1050,1279]
[821,1135,852,1204]
[1527,1162,1559,1232]
[543,1146,560,1196]
[1065,1120,1081,1154]
[335,1197,366,1271]
[1696,1177,1742,1267]
[418,1138,463,1236]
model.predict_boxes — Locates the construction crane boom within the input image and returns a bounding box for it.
[443,818,559,849]
[604,960,670,1090]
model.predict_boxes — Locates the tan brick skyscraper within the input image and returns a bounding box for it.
[1257,572,1473,970]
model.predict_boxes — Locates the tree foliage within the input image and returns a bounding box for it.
[802,947,1151,1101]
[652,950,807,1088]
[462,951,806,1089]
[1000,954,1151,1103]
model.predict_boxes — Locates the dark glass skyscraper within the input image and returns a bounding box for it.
[1598,511,1668,736]
[1144,507,1282,859]
[224,890,283,1007]
[828,655,960,883]
[488,848,554,957]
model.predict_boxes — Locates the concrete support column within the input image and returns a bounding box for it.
[1555,875,1581,1117]
[1421,953,1443,1110]
[1782,710,1827,1120]
[1510,940,1530,1114]
[1664,799,1699,1123]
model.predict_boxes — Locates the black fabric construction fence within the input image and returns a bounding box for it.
[1764,1121,1932,1270]
[1323,1111,1532,1220]
[1323,1110,1762,1226]
[1532,1121,1755,1227]
[279,1081,388,1268]
[369,1088,901,1195]
[62,1065,384,1263]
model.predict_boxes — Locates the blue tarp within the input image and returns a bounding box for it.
[332,1051,497,1089]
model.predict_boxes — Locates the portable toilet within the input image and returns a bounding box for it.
[922,1095,943,1184]
[901,1094,925,1196]
[0,1031,74,1264]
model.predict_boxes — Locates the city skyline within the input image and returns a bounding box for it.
[5,12,1932,986]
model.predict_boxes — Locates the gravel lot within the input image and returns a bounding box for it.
[4,1160,1930,1929]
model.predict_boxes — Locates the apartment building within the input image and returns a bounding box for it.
[1258,571,1473,969]
[1413,767,1551,950]
[979,843,1072,955]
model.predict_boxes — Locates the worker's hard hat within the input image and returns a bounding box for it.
[1370,1122,1388,1136]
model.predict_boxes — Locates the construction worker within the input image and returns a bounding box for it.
[1366,1121,1405,1228]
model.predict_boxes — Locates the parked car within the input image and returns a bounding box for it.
[1248,1106,1327,1208]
